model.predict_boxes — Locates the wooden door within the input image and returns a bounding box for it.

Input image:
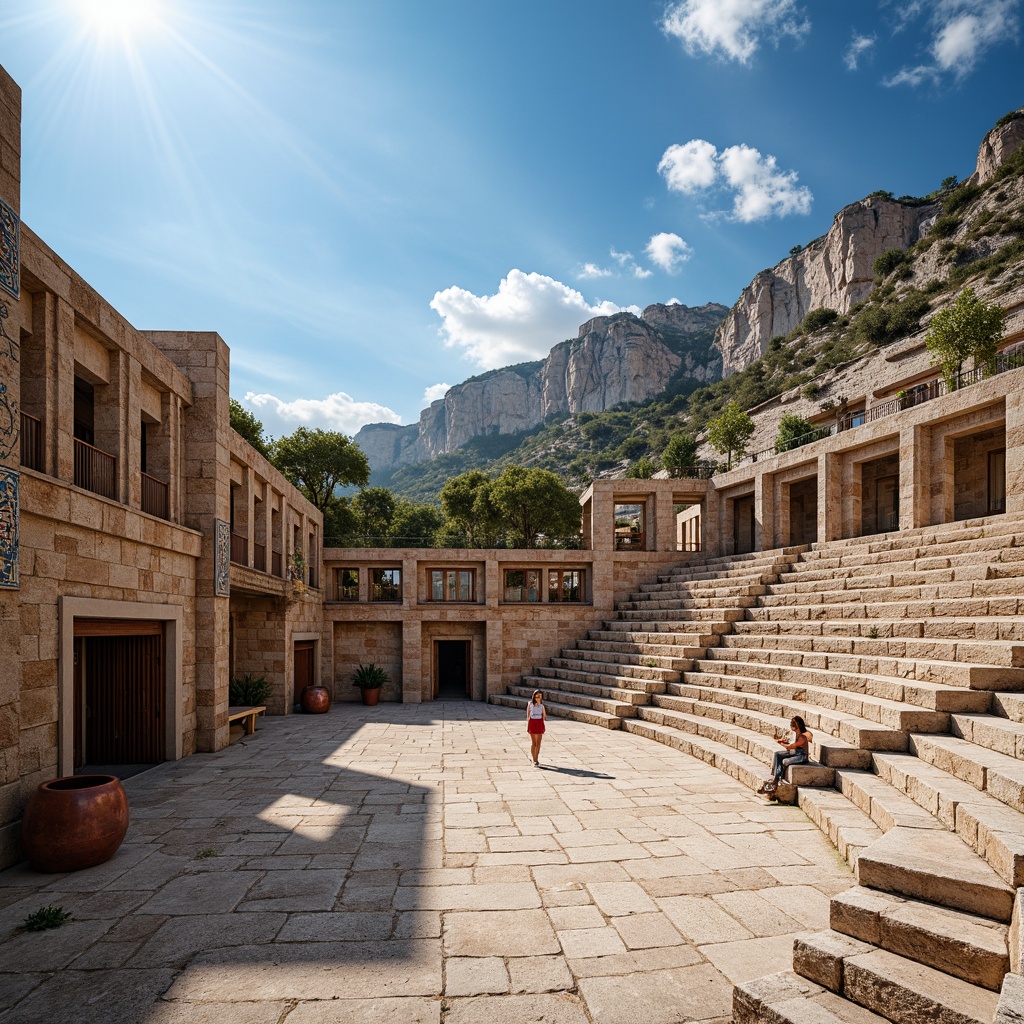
[294,640,316,703]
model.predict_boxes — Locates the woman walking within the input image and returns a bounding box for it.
[758,716,812,796]
[526,690,546,766]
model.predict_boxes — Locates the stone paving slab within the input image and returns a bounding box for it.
[0,702,852,1022]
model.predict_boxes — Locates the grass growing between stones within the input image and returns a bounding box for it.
[21,905,73,932]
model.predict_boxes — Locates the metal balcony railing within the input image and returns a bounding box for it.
[74,437,117,500]
[20,412,42,471]
[141,472,169,520]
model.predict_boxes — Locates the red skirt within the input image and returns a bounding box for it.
[527,719,545,734]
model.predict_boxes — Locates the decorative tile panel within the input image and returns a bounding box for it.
[0,198,19,300]
[215,518,230,596]
[0,468,18,588]
[0,302,17,462]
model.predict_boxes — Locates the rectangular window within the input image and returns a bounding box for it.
[548,569,583,602]
[989,448,1006,514]
[614,503,646,551]
[336,567,359,601]
[370,568,402,602]
[429,569,475,602]
[504,569,540,602]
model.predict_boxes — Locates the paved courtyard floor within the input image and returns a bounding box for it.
[0,703,854,1024]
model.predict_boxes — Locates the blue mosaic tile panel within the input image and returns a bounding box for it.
[0,198,19,300]
[0,467,18,588]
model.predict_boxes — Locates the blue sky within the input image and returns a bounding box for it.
[2,0,1021,437]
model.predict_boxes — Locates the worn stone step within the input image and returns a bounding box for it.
[621,718,800,804]
[654,689,873,768]
[551,653,684,681]
[721,631,1024,669]
[856,825,1016,921]
[760,577,1024,609]
[908,733,1024,814]
[490,693,622,730]
[538,662,675,690]
[615,606,748,623]
[587,627,720,648]
[793,930,1002,1024]
[703,645,1012,695]
[835,768,946,833]
[684,665,952,736]
[567,642,697,669]
[951,712,1024,758]
[732,616,1024,643]
[576,637,706,661]
[734,971,893,1024]
[829,886,1009,991]
[636,705,834,788]
[873,750,1024,888]
[797,787,883,871]
[515,677,652,707]
[996,974,1022,1024]
[511,682,637,718]
[618,593,760,611]
[993,692,1024,723]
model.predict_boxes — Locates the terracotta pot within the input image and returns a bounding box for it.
[360,687,381,707]
[22,775,129,873]
[300,685,332,714]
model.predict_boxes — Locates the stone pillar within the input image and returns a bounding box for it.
[1004,389,1024,515]
[702,485,723,560]
[486,618,503,699]
[402,617,422,703]
[900,424,930,529]
[754,472,774,552]
[653,486,676,552]
[54,298,75,484]
[146,330,232,752]
[126,355,143,510]
[0,62,23,869]
[590,485,615,554]
[818,452,842,543]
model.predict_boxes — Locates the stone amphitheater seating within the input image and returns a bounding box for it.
[491,509,1024,1024]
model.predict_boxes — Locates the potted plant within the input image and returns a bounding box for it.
[352,663,389,706]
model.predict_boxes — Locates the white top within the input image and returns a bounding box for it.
[529,704,544,719]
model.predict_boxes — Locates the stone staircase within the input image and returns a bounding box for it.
[492,509,1024,1022]
[490,546,807,732]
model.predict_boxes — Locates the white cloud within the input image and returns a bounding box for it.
[719,143,813,220]
[885,0,1019,85]
[658,139,719,193]
[645,232,693,273]
[423,383,451,404]
[244,390,401,437]
[577,262,613,279]
[634,266,654,279]
[661,0,810,64]
[658,139,812,222]
[844,32,876,69]
[430,270,638,369]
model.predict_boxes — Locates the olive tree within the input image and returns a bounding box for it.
[925,287,1007,387]
[706,402,755,470]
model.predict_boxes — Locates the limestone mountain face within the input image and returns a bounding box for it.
[974,110,1024,184]
[355,302,726,476]
[714,196,938,375]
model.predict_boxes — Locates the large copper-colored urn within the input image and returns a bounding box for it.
[22,775,129,873]
[300,685,332,714]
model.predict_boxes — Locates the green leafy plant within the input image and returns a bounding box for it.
[195,848,218,860]
[352,663,390,691]
[22,905,73,932]
[229,673,273,707]
[775,414,816,453]
[925,287,1007,386]
[706,402,755,470]
[867,626,880,639]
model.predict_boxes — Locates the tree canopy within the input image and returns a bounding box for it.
[774,414,816,453]
[270,427,369,512]
[925,287,1007,386]
[490,466,581,547]
[439,469,501,547]
[229,398,270,457]
[706,402,754,469]
[661,433,698,477]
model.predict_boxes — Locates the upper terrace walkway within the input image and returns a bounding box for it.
[0,704,848,1024]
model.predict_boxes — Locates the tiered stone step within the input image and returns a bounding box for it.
[490,693,622,729]
[829,886,1010,991]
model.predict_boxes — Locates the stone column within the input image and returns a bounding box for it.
[1004,389,1024,515]
[54,298,75,484]
[900,424,930,529]
[653,486,676,552]
[702,484,723,560]
[754,471,774,552]
[486,618,503,699]
[146,330,232,752]
[818,452,842,543]
[0,63,23,869]
[402,617,422,703]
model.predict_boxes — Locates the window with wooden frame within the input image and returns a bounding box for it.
[503,568,540,602]
[548,569,583,602]
[429,569,475,602]
[336,567,359,601]
[370,568,402,602]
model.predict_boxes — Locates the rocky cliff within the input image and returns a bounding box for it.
[356,302,727,476]
[713,196,939,375]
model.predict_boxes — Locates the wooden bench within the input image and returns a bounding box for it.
[228,705,266,736]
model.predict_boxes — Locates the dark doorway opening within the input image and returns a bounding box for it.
[73,623,165,775]
[435,640,471,700]
[733,495,755,554]
[294,640,316,705]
